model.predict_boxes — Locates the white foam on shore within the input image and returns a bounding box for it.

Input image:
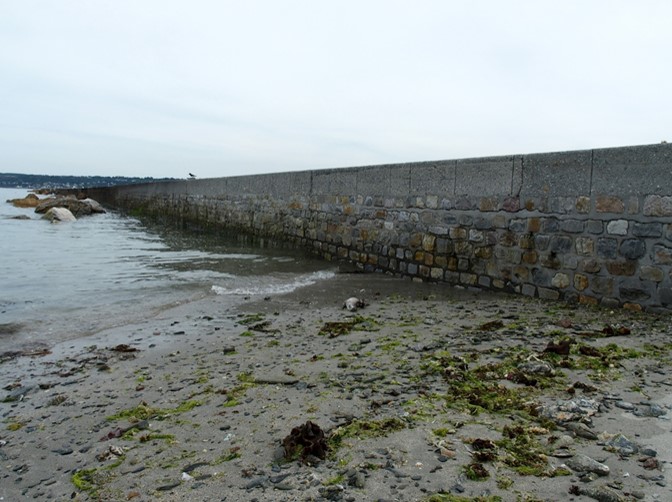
[211,269,337,296]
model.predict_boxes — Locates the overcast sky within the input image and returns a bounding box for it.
[1,1,670,179]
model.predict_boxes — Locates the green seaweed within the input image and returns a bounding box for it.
[107,400,202,422]
[327,417,407,453]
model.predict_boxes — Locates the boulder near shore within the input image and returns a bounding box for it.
[34,195,106,217]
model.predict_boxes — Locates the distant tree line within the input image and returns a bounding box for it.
[0,172,175,189]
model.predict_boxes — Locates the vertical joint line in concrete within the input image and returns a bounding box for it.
[454,160,458,195]
[510,158,514,196]
[589,150,594,196]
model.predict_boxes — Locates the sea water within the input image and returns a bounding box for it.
[0,188,335,350]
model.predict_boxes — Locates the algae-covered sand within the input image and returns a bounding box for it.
[2,274,672,501]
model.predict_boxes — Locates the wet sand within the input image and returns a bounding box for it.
[1,273,672,501]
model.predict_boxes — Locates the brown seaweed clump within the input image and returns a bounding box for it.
[283,421,328,464]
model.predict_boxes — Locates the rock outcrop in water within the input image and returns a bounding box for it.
[42,207,77,223]
[7,193,41,208]
[34,195,106,217]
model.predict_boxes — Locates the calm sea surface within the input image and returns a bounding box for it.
[0,188,335,350]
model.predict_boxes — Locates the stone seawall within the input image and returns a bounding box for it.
[83,143,672,312]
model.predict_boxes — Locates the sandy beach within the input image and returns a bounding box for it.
[2,273,672,501]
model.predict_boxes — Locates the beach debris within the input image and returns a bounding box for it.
[343,297,367,312]
[543,338,575,355]
[283,421,328,464]
[110,344,138,353]
[602,324,631,337]
[319,319,359,338]
[477,319,504,331]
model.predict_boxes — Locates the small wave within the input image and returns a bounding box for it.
[211,270,336,296]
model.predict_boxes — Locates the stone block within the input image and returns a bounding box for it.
[538,287,561,300]
[660,287,672,306]
[519,235,535,249]
[496,248,522,264]
[552,273,570,288]
[591,276,614,295]
[460,272,478,285]
[627,196,639,214]
[522,251,538,264]
[502,197,520,212]
[479,197,498,211]
[474,217,493,230]
[550,236,573,253]
[469,229,484,243]
[653,244,672,265]
[574,273,589,291]
[492,214,508,228]
[576,196,591,213]
[475,246,494,259]
[563,255,579,270]
[579,295,599,305]
[597,238,618,259]
[641,266,664,282]
[455,196,475,210]
[540,253,561,269]
[454,241,473,256]
[478,275,491,288]
[513,266,530,281]
[585,220,604,234]
[632,222,663,238]
[431,267,444,279]
[644,195,672,217]
[561,219,584,233]
[535,234,551,251]
[499,231,517,247]
[596,195,625,213]
[520,149,592,197]
[607,261,636,276]
[522,284,537,297]
[532,268,551,286]
[619,239,646,260]
[606,220,628,235]
[542,218,560,233]
[436,238,451,254]
[509,219,527,232]
[422,234,436,252]
[619,287,651,301]
[575,237,594,256]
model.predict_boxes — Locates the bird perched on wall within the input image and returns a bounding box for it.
[189,173,197,179]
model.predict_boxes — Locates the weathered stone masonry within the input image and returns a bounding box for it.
[84,144,672,312]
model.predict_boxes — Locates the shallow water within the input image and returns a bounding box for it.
[0,188,335,349]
